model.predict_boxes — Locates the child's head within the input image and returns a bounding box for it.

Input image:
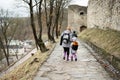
[73,31,76,33]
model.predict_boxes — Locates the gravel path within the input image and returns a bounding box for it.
[33,40,113,80]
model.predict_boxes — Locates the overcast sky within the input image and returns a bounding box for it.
[70,0,89,6]
[0,0,89,17]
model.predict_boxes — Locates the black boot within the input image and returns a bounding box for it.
[63,57,65,60]
[71,56,73,61]
[75,58,77,61]
[67,56,69,61]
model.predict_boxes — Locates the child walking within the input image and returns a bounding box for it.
[70,37,78,61]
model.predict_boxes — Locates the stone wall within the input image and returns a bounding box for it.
[87,0,120,30]
[68,5,87,33]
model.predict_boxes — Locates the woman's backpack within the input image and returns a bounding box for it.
[62,33,70,44]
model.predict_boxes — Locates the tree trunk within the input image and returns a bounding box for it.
[59,5,64,36]
[37,38,49,52]
[54,0,63,38]
[37,0,48,52]
[29,0,38,49]
[44,0,56,43]
[0,38,10,66]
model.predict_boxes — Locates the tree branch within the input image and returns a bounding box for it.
[23,0,30,4]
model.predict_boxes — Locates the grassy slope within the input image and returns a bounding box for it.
[79,28,120,58]
[0,42,55,80]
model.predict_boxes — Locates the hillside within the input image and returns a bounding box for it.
[79,28,120,57]
[0,42,55,80]
[79,28,120,71]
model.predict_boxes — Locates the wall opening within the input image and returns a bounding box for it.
[80,25,87,32]
[80,12,84,15]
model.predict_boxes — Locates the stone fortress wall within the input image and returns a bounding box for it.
[87,0,120,30]
[68,0,120,32]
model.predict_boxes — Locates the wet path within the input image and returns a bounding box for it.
[33,40,113,80]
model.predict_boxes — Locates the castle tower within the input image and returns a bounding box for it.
[68,5,87,33]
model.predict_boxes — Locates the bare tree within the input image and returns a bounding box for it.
[13,17,31,40]
[22,0,71,46]
[0,9,17,66]
[0,47,4,61]
[44,0,56,43]
[43,0,72,41]
[54,0,72,38]
[53,0,63,39]
[23,0,48,52]
[35,0,48,52]
[58,0,72,36]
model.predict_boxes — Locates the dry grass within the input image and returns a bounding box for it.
[79,28,120,58]
[0,42,55,80]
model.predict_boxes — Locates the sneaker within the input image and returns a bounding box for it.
[63,57,65,60]
[75,58,77,61]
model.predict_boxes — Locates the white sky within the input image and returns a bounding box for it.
[0,0,29,17]
[0,0,89,17]
[70,0,89,6]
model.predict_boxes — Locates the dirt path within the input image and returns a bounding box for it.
[33,40,112,80]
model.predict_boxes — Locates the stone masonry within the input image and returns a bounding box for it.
[68,5,87,33]
[87,0,120,30]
